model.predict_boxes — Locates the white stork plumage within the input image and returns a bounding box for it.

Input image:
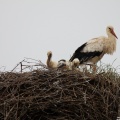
[46,51,58,68]
[69,26,118,71]
[57,58,80,71]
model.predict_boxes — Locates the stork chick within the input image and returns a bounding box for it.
[57,59,71,70]
[71,58,80,71]
[46,51,58,68]
[69,26,118,72]
[57,58,80,71]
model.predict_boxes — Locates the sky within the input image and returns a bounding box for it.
[0,0,120,72]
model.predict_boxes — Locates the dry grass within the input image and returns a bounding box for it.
[0,59,120,120]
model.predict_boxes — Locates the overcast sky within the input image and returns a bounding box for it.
[0,0,120,72]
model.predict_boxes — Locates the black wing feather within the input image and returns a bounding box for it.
[69,43,87,62]
[69,43,103,64]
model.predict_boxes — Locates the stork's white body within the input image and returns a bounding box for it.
[83,36,116,54]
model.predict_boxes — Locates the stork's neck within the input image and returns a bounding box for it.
[107,32,117,41]
[48,56,51,61]
[105,33,117,54]
[47,56,51,67]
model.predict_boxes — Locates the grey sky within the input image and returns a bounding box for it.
[0,0,120,71]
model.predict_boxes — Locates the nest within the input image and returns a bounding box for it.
[0,60,120,120]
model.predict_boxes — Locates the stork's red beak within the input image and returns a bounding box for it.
[111,29,118,39]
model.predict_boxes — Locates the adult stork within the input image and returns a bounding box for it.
[69,26,118,71]
[46,51,58,68]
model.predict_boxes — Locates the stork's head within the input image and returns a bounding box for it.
[106,26,118,39]
[72,58,80,67]
[47,51,52,58]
